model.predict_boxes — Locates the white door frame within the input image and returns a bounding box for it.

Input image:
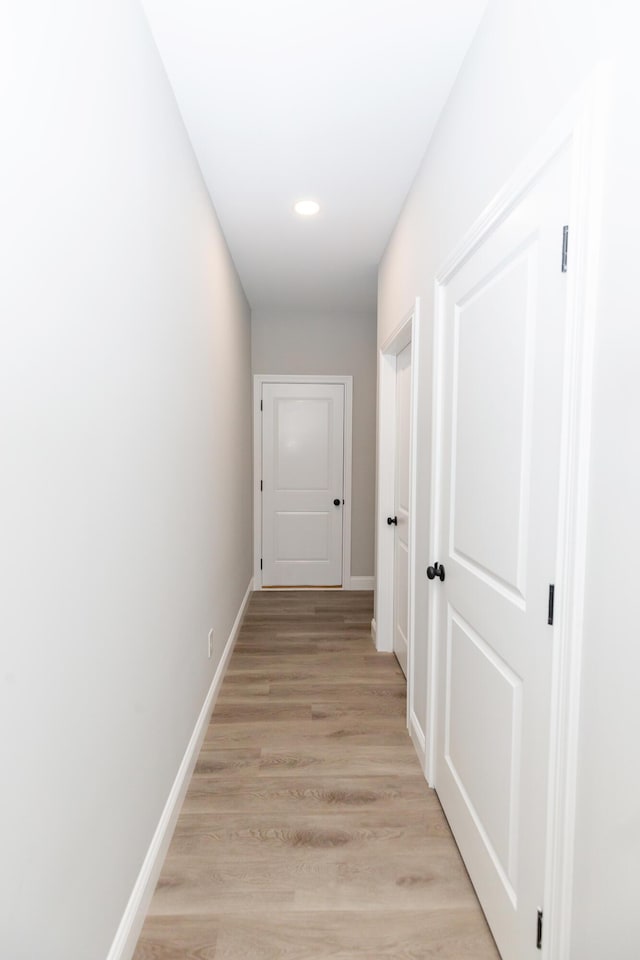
[253,374,353,590]
[426,69,607,959]
[375,300,420,730]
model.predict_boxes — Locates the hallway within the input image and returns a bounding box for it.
[133,591,499,959]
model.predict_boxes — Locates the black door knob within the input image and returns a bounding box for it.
[333,498,341,506]
[387,516,398,526]
[427,562,445,582]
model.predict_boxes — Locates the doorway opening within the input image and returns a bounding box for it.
[374,301,420,733]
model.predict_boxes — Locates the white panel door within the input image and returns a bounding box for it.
[262,382,344,587]
[393,342,412,676]
[433,148,570,959]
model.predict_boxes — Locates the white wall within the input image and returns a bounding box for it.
[377,0,640,955]
[0,3,252,959]
[252,308,376,578]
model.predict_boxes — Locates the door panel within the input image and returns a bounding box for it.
[451,252,534,600]
[275,512,329,561]
[434,147,570,959]
[262,382,344,587]
[393,342,412,676]
[275,398,331,490]
[446,610,523,899]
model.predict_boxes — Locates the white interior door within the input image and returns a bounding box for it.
[262,382,344,587]
[433,147,570,959]
[393,342,412,676]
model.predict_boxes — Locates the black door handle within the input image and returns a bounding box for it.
[333,498,341,506]
[387,516,398,526]
[427,562,445,582]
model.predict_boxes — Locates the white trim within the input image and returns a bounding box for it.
[251,586,347,592]
[407,305,421,744]
[253,374,353,590]
[426,279,446,788]
[349,575,374,590]
[428,69,607,959]
[105,578,253,960]
[374,351,396,653]
[374,301,420,738]
[542,65,609,960]
[409,707,428,779]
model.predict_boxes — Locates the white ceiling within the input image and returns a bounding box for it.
[141,0,487,312]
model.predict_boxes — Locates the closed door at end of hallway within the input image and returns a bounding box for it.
[262,382,345,587]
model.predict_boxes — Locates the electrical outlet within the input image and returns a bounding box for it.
[207,628,214,659]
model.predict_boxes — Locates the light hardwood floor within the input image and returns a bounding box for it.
[133,590,500,959]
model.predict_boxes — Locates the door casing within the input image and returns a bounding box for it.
[253,374,353,590]
[392,341,412,677]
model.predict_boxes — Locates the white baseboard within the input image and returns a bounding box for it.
[374,617,393,653]
[254,576,374,592]
[409,708,431,785]
[348,576,374,590]
[106,578,253,960]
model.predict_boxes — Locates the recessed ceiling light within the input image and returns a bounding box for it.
[294,199,320,216]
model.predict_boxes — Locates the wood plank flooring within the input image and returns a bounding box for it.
[133,590,500,960]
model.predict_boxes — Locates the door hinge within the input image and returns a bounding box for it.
[548,584,555,625]
[260,399,263,411]
[260,480,263,491]
[260,558,263,570]
[561,225,569,272]
[536,909,543,950]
